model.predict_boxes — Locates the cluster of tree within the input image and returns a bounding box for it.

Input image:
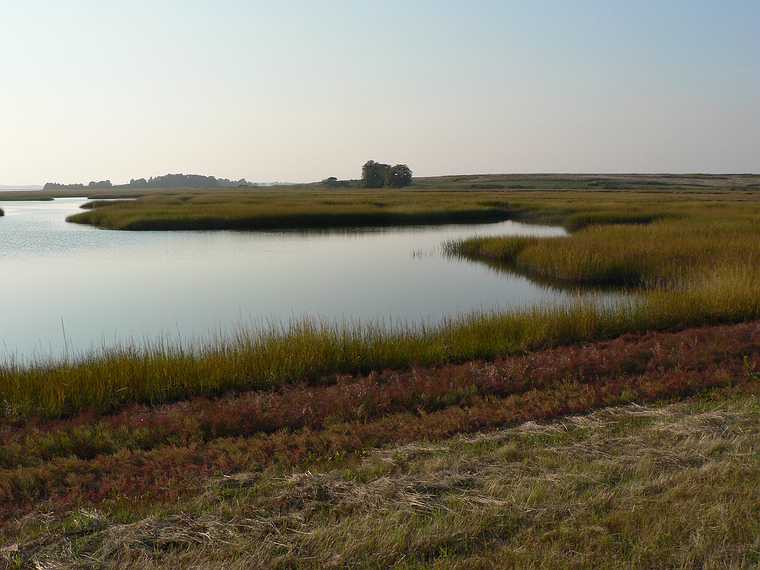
[362,161,413,188]
[44,174,254,190]
[128,174,253,188]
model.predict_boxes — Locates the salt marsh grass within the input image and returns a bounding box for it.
[67,190,519,231]
[4,184,760,418]
[446,198,760,287]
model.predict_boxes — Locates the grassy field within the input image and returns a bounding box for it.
[2,175,760,566]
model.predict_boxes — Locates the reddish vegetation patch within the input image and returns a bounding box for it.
[0,321,758,522]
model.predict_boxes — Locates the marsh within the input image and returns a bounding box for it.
[0,197,582,361]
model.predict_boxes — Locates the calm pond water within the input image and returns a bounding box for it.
[0,198,607,362]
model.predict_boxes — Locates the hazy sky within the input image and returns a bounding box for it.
[1,0,758,184]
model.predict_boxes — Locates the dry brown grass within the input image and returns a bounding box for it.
[5,388,760,569]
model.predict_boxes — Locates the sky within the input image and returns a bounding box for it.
[1,0,758,185]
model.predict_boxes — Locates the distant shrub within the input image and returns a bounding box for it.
[321,177,349,188]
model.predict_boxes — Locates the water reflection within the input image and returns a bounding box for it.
[0,198,623,362]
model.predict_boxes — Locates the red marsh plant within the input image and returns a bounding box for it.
[2,321,758,469]
[0,321,757,522]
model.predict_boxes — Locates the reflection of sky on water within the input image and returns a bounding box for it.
[0,198,621,361]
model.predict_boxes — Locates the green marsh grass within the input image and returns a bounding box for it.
[78,199,135,210]
[447,206,760,287]
[68,190,519,231]
[66,175,760,234]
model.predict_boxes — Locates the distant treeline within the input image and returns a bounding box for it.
[128,174,253,188]
[43,174,255,191]
[43,180,112,190]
